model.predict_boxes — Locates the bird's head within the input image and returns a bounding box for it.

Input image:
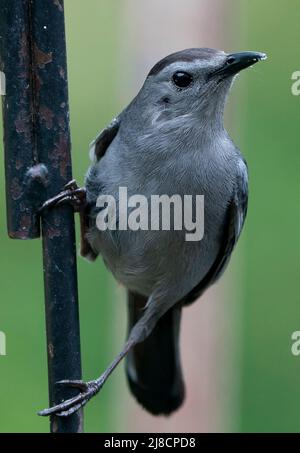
[135,48,266,132]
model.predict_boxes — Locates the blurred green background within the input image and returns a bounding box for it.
[0,0,299,432]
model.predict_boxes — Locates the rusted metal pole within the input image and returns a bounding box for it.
[0,0,41,238]
[0,0,83,432]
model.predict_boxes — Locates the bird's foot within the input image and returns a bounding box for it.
[38,378,103,417]
[39,179,86,212]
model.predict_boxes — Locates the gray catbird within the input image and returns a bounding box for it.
[39,48,266,417]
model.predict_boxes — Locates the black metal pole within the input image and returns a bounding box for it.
[0,0,83,433]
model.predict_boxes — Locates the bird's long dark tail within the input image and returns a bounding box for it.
[126,292,185,415]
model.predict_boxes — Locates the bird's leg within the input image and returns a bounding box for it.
[78,204,98,260]
[38,297,170,417]
[38,336,137,417]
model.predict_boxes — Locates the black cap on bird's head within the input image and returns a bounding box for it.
[148,47,267,81]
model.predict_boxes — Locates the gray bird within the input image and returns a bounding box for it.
[39,48,266,417]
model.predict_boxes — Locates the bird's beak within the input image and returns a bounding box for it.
[213,51,267,77]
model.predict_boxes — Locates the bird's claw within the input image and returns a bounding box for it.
[39,179,86,212]
[38,379,101,418]
[57,379,89,392]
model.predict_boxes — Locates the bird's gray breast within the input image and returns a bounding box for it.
[86,132,237,298]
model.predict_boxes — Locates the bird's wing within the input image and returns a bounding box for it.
[183,158,248,305]
[81,116,121,260]
[89,116,121,162]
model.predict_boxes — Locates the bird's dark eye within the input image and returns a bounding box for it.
[172,71,193,88]
[226,56,236,65]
